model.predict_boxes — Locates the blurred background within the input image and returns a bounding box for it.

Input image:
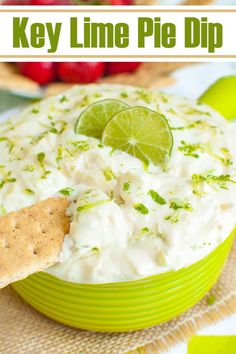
[0,0,234,7]
[0,62,236,119]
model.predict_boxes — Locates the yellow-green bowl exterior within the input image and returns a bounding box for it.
[199,75,236,120]
[12,233,234,332]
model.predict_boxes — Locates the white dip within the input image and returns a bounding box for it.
[0,84,236,283]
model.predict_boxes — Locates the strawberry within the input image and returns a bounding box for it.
[17,62,56,85]
[106,62,141,75]
[109,0,134,4]
[57,62,105,83]
[30,0,71,4]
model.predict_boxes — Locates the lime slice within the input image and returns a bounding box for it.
[75,99,129,138]
[102,106,173,167]
[199,75,236,120]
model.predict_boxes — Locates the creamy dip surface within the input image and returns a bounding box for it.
[0,84,236,284]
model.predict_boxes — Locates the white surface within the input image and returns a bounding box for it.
[164,62,236,98]
[2,10,236,60]
[168,315,236,354]
[163,62,236,353]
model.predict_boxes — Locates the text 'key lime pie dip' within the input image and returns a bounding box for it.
[0,84,236,284]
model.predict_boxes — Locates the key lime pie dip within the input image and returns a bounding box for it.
[1,84,236,284]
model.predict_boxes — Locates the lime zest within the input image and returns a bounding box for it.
[37,152,45,163]
[179,141,233,166]
[77,199,112,213]
[103,167,116,181]
[169,199,193,212]
[165,213,180,224]
[192,172,236,196]
[134,203,149,215]
[24,188,35,195]
[37,152,51,179]
[0,171,16,189]
[59,187,75,196]
[148,189,166,205]
[123,182,130,191]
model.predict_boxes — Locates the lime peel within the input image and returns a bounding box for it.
[102,106,173,167]
[75,99,129,138]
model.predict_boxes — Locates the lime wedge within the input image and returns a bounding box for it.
[75,99,129,138]
[102,106,173,167]
[199,75,236,120]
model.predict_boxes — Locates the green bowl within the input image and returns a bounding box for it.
[12,232,234,332]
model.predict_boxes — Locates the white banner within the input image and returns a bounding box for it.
[0,6,235,61]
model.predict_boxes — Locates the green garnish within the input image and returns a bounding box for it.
[135,89,153,104]
[24,188,35,195]
[32,108,39,114]
[77,199,112,213]
[169,199,193,211]
[178,141,205,159]
[59,187,75,196]
[60,95,68,103]
[171,120,216,131]
[23,165,35,172]
[179,141,232,166]
[29,131,48,145]
[141,227,150,234]
[50,128,57,134]
[219,147,233,166]
[165,213,180,224]
[192,173,236,196]
[207,294,216,306]
[37,152,45,163]
[80,94,90,108]
[37,152,51,179]
[134,203,149,215]
[0,137,15,153]
[50,120,68,135]
[71,140,92,152]
[123,182,130,191]
[78,245,100,260]
[148,189,166,205]
[183,106,211,116]
[103,167,116,181]
[56,145,63,164]
[0,171,16,189]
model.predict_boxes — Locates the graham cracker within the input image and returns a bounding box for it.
[100,62,190,88]
[45,83,75,97]
[0,197,70,289]
[0,63,40,94]
[135,0,156,4]
[183,0,214,4]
